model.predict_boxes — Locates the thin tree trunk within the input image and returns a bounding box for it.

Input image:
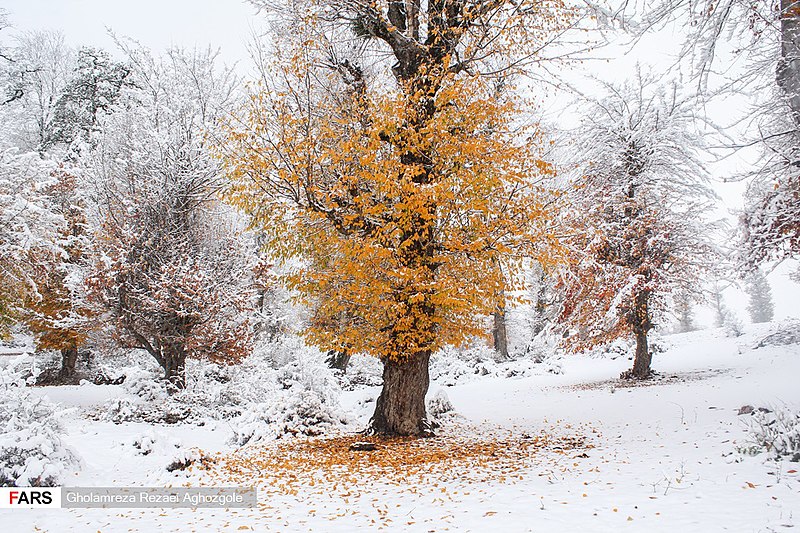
[492,307,509,361]
[58,345,78,380]
[779,0,800,124]
[369,351,432,436]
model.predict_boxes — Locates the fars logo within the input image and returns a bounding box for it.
[0,487,62,508]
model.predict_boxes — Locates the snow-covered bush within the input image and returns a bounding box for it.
[100,337,353,442]
[427,389,458,427]
[0,353,41,387]
[755,320,800,348]
[130,429,183,457]
[101,365,173,423]
[0,355,81,486]
[428,343,562,386]
[229,339,351,445]
[739,405,800,462]
[724,314,745,338]
[582,337,632,360]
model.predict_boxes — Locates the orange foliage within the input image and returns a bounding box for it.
[23,167,94,352]
[222,61,561,362]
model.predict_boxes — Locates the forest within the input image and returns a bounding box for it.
[0,0,799,531]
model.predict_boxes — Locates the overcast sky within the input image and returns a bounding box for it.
[2,0,260,67]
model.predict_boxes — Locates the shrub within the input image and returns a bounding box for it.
[0,355,81,486]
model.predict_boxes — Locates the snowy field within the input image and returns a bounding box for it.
[2,322,797,532]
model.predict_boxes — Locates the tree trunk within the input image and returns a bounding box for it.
[162,349,187,392]
[630,330,651,379]
[327,350,351,372]
[369,351,432,436]
[532,279,548,337]
[492,308,509,361]
[627,289,652,379]
[779,0,800,125]
[58,345,78,380]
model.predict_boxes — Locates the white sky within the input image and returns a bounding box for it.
[2,0,798,325]
[1,0,260,68]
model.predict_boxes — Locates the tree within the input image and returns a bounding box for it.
[0,9,25,107]
[85,45,253,390]
[222,0,572,434]
[527,261,559,338]
[5,30,73,152]
[618,1,800,277]
[21,166,94,380]
[745,268,775,324]
[0,149,61,338]
[557,73,717,379]
[711,278,730,329]
[46,47,132,149]
[672,290,696,333]
[491,288,510,361]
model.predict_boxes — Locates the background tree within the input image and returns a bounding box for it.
[0,150,60,338]
[616,1,800,279]
[85,44,253,390]
[221,0,572,434]
[557,74,717,379]
[5,30,73,152]
[21,166,94,381]
[672,290,697,334]
[0,9,26,107]
[711,278,731,329]
[46,47,132,150]
[745,268,775,324]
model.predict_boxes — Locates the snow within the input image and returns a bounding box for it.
[4,322,800,531]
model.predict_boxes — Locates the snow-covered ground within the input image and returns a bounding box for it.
[8,322,800,532]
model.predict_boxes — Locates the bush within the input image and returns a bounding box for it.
[0,355,81,486]
[428,343,562,387]
[229,339,351,445]
[99,337,353,443]
[339,354,383,389]
[738,405,800,462]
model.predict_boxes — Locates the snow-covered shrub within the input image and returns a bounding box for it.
[582,337,632,360]
[103,397,139,423]
[229,338,351,445]
[427,389,457,427]
[739,405,800,461]
[101,365,171,423]
[429,344,497,386]
[166,447,211,473]
[724,314,745,338]
[0,356,81,486]
[130,429,182,457]
[755,320,800,348]
[429,342,562,386]
[122,366,170,403]
[100,337,353,438]
[0,353,41,387]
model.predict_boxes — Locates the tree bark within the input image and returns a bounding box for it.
[58,345,78,380]
[779,0,800,125]
[492,307,509,361]
[327,350,351,372]
[162,349,187,392]
[369,351,432,436]
[630,330,651,379]
[627,289,652,379]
